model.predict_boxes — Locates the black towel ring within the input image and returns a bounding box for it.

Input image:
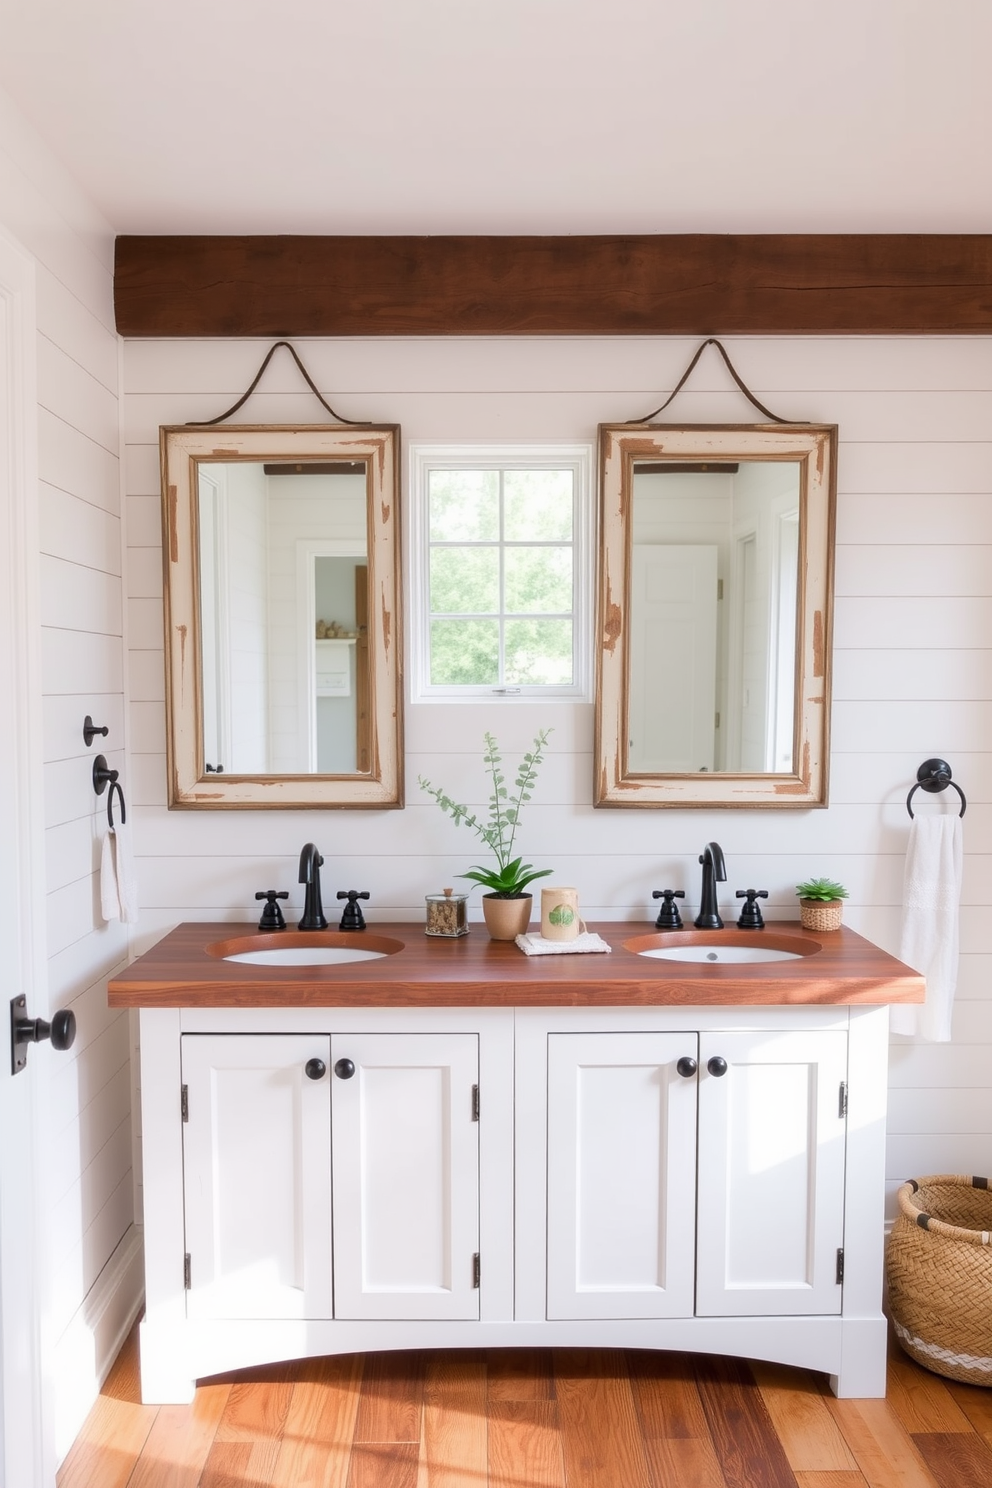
[93,754,128,827]
[906,758,966,819]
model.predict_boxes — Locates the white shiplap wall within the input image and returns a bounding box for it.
[0,85,140,1462]
[122,334,992,1224]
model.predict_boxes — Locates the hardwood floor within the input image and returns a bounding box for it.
[57,1333,992,1488]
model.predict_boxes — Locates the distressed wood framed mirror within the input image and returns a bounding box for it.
[595,423,836,808]
[161,424,403,808]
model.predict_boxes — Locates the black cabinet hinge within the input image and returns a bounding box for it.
[181,1084,189,1122]
[838,1081,848,1119]
[184,1253,191,1290]
[836,1248,844,1285]
[472,1252,480,1288]
[472,1084,480,1121]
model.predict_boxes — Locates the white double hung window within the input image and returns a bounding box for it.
[410,446,591,699]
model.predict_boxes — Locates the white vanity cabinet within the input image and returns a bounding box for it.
[542,1027,848,1325]
[137,999,889,1404]
[179,1030,481,1327]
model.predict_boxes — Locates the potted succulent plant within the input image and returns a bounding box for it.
[419,729,552,940]
[796,877,849,932]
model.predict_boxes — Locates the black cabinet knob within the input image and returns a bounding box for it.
[334,1058,356,1080]
[707,1055,728,1077]
[304,1058,326,1081]
[676,1056,697,1078]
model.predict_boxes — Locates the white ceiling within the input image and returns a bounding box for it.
[1,0,990,235]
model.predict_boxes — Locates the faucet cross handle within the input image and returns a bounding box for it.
[337,890,370,932]
[652,889,685,930]
[736,888,768,930]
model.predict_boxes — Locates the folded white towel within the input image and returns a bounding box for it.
[515,931,612,956]
[890,814,962,1042]
[100,824,139,925]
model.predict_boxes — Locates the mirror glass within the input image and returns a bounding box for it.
[596,424,836,809]
[162,425,402,809]
[630,459,801,774]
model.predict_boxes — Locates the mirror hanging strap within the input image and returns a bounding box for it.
[186,340,369,426]
[630,337,798,424]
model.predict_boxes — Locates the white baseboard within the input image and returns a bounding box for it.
[50,1224,145,1466]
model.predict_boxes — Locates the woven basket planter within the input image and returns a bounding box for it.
[887,1175,992,1385]
[799,898,844,932]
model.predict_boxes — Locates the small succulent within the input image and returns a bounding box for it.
[796,877,849,902]
[419,730,553,899]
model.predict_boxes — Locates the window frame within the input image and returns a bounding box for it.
[409,444,593,702]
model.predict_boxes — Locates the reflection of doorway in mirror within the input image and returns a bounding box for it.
[628,545,718,772]
[296,542,369,774]
[631,459,801,776]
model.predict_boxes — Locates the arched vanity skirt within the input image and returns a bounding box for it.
[127,969,899,1404]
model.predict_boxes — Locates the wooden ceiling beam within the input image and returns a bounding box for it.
[114,234,992,337]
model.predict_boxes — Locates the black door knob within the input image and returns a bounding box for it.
[676,1056,698,1078]
[707,1055,728,1077]
[304,1058,326,1081]
[334,1058,356,1080]
[16,1009,76,1050]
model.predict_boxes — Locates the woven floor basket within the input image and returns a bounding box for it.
[799,899,844,932]
[887,1175,992,1385]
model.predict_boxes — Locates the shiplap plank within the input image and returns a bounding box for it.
[38,333,120,455]
[836,546,992,598]
[39,555,122,635]
[888,1088,992,1137]
[36,263,119,394]
[119,335,992,397]
[832,649,992,702]
[49,1063,132,1206]
[41,629,123,699]
[39,407,120,513]
[125,546,163,599]
[39,484,122,573]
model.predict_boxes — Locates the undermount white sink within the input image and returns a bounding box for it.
[205,931,405,967]
[622,930,821,965]
[224,946,390,966]
[636,944,804,964]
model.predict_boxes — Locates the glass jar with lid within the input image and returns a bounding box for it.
[425,887,470,937]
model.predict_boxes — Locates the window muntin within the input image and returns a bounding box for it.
[412,447,590,699]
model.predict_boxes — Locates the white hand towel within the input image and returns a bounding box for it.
[100,830,119,922]
[515,931,612,955]
[890,814,962,1042]
[112,821,139,924]
[100,824,139,925]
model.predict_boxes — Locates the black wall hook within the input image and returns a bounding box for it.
[83,715,109,747]
[906,758,966,819]
[93,755,127,827]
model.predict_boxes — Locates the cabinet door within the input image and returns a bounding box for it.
[331,1033,479,1320]
[181,1034,332,1321]
[546,1032,698,1320]
[696,1030,847,1316]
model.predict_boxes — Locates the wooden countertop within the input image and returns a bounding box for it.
[108,920,925,1009]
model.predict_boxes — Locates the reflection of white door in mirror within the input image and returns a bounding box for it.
[596,424,835,808]
[163,424,402,809]
[629,546,717,773]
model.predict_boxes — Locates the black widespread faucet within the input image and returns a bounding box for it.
[694,841,727,929]
[298,843,328,930]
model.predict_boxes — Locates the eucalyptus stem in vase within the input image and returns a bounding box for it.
[419,729,553,939]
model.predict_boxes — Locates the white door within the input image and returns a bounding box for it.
[0,230,49,1487]
[696,1030,848,1316]
[331,1033,480,1321]
[628,545,718,772]
[546,1033,698,1320]
[181,1035,333,1320]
